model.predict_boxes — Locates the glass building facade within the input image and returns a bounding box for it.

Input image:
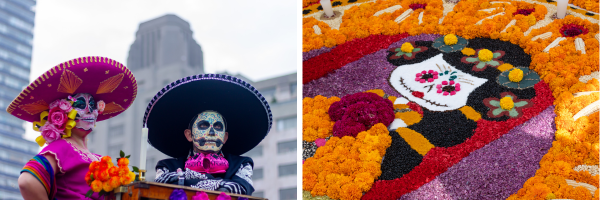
[0,0,38,199]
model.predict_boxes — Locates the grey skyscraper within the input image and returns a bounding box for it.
[0,0,38,199]
[87,14,204,181]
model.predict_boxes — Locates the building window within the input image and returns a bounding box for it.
[253,191,264,198]
[253,168,263,180]
[279,188,297,200]
[260,87,276,102]
[109,124,124,137]
[278,163,296,177]
[277,116,296,131]
[277,140,296,154]
[243,146,262,157]
[290,83,297,96]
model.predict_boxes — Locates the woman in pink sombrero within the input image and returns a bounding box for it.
[8,56,137,200]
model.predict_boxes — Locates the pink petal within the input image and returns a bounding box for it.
[442,81,448,85]
[437,89,443,93]
[449,80,455,85]
[416,73,422,77]
[450,91,456,95]
[433,74,438,79]
[455,87,460,91]
[421,70,427,74]
[428,70,434,73]
[443,91,449,96]
[428,78,434,82]
[419,79,426,83]
[436,84,442,89]
[415,77,421,81]
[455,83,460,87]
[433,71,438,75]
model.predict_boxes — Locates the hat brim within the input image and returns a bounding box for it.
[6,56,137,122]
[144,74,272,157]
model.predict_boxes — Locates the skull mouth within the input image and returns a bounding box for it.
[399,77,449,107]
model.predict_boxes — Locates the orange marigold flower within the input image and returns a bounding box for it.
[89,161,99,171]
[108,166,119,177]
[102,181,113,192]
[90,180,103,193]
[117,158,129,167]
[109,176,121,188]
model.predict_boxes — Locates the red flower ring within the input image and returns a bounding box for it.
[559,24,589,37]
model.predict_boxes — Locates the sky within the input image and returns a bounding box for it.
[24,0,298,142]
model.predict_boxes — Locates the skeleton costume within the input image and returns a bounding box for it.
[143,74,272,196]
[7,57,137,200]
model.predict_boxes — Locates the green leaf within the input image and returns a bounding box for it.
[85,190,94,198]
[90,173,94,180]
[450,75,457,80]
[465,57,479,63]
[126,155,131,159]
[99,190,106,197]
[412,48,421,52]
[132,166,139,172]
[120,150,125,158]
[493,52,501,58]
[405,53,412,57]
[135,174,139,182]
[444,71,449,75]
[451,71,457,74]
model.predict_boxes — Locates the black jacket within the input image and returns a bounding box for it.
[155,152,254,195]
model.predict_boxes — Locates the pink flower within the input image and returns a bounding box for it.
[97,100,106,112]
[315,138,327,147]
[49,107,67,129]
[436,80,461,96]
[58,99,72,111]
[40,124,63,143]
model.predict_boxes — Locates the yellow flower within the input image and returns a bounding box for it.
[400,42,414,53]
[478,49,494,62]
[500,97,514,110]
[461,47,476,56]
[102,181,113,192]
[509,68,524,82]
[444,34,458,45]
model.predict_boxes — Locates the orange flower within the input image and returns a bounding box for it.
[89,161,99,171]
[117,157,129,167]
[95,170,110,182]
[102,181,113,192]
[90,180,103,193]
[109,176,121,188]
[108,166,119,177]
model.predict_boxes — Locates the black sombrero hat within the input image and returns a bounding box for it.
[143,74,272,158]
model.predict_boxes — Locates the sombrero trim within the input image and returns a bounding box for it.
[142,74,273,133]
[6,56,137,121]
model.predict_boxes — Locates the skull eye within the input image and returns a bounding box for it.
[73,97,86,109]
[197,120,210,130]
[213,122,224,131]
[88,97,96,110]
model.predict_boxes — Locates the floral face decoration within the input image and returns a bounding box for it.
[33,93,106,146]
[389,54,487,111]
[71,93,100,131]
[191,111,227,153]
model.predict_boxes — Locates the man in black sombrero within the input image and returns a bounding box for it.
[143,74,272,195]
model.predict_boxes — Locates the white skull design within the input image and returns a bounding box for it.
[389,54,487,111]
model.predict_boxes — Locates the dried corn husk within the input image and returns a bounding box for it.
[313,25,322,35]
[565,179,597,196]
[543,37,565,53]
[501,19,517,33]
[476,12,505,25]
[374,5,403,16]
[395,9,414,23]
[418,12,424,24]
[531,32,552,41]
[575,37,586,54]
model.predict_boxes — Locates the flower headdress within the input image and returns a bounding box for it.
[32,96,105,147]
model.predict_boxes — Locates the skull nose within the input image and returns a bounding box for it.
[209,127,215,136]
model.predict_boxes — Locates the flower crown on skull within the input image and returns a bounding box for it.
[32,93,106,147]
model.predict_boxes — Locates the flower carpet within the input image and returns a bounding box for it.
[301,0,599,199]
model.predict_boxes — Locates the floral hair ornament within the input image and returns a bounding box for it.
[97,100,105,114]
[33,98,78,147]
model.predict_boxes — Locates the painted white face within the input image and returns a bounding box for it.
[192,111,226,153]
[389,54,487,111]
[72,93,99,130]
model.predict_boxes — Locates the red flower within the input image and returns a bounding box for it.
[559,24,589,37]
[412,91,424,98]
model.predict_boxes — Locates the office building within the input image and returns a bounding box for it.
[0,0,39,199]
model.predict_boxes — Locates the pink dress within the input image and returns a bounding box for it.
[40,139,102,200]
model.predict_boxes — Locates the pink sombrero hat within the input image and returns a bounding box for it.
[6,56,137,122]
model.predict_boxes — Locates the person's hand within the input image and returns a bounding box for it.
[216,187,230,193]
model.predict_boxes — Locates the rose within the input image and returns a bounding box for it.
[58,99,72,112]
[97,100,106,113]
[48,107,68,129]
[40,123,63,143]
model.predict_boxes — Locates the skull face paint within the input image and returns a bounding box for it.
[389,54,487,111]
[192,111,226,153]
[72,93,99,131]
